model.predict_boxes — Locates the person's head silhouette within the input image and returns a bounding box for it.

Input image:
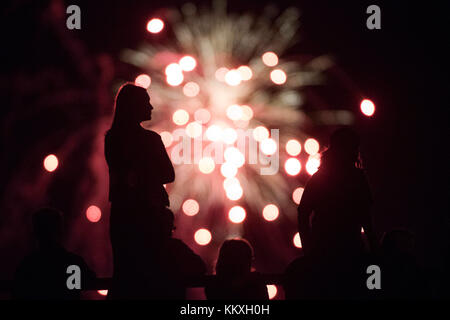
[110,83,153,131]
[32,207,63,249]
[321,127,361,170]
[215,239,254,277]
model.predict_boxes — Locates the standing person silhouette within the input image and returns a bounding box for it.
[105,83,175,299]
[296,128,377,298]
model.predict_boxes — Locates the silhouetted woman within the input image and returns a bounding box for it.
[105,83,175,299]
[205,239,268,300]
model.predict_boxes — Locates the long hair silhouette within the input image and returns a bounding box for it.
[109,83,153,132]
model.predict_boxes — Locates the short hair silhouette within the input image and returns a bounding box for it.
[32,207,63,246]
[321,127,361,169]
[215,239,254,277]
[110,83,152,131]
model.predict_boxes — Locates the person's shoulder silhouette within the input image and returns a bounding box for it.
[149,208,206,299]
[13,208,96,300]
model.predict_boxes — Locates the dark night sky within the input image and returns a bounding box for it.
[1,0,448,272]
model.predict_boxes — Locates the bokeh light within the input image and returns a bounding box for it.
[237,65,253,81]
[223,177,240,191]
[253,126,269,142]
[134,74,151,89]
[226,104,243,121]
[220,162,238,178]
[215,67,229,82]
[146,18,164,33]
[360,99,375,116]
[86,205,102,223]
[172,109,189,126]
[224,147,245,168]
[306,156,320,175]
[166,73,184,86]
[186,122,203,138]
[179,56,197,71]
[284,158,301,176]
[183,82,200,97]
[292,187,304,205]
[224,69,242,86]
[225,183,243,201]
[240,105,254,121]
[262,204,279,221]
[194,228,212,246]
[267,285,278,299]
[270,69,287,85]
[182,199,200,216]
[43,154,58,172]
[286,139,301,156]
[262,52,279,66]
[228,206,246,223]
[206,125,222,141]
[304,138,320,155]
[293,233,302,248]
[260,138,277,155]
[198,157,215,174]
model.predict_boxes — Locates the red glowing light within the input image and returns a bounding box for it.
[97,290,108,296]
[86,205,101,223]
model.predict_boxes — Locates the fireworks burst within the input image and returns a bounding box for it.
[120,0,332,253]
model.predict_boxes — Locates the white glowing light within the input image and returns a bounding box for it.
[228,206,246,223]
[260,138,277,155]
[226,104,243,121]
[225,69,242,86]
[262,52,279,66]
[253,126,270,142]
[199,157,215,174]
[179,56,197,71]
[286,139,301,156]
[285,158,301,176]
[172,109,189,125]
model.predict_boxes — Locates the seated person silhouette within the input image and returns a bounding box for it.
[379,229,429,299]
[13,207,96,300]
[205,239,268,300]
[148,208,206,299]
